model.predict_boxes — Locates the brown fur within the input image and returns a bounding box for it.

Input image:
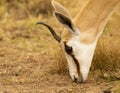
[61,29,73,42]
[74,0,120,44]
[52,0,120,44]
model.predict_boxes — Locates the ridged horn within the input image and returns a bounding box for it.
[36,22,61,42]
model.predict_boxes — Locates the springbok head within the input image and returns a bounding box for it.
[36,0,119,83]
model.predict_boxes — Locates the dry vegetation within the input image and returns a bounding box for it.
[0,0,120,93]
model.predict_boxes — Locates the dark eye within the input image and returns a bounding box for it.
[65,46,72,54]
[64,42,73,55]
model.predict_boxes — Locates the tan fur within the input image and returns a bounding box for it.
[74,0,120,44]
[52,0,120,44]
[61,29,73,42]
[51,0,120,82]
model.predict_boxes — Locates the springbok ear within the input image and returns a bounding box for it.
[54,12,76,34]
[51,0,71,18]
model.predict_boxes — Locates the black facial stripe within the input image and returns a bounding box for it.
[64,42,80,77]
[71,55,80,77]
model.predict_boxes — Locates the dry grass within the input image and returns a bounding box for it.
[0,0,120,92]
[93,35,120,71]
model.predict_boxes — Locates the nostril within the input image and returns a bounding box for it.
[73,75,84,83]
[73,75,77,83]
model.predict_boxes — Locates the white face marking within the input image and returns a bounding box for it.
[61,33,98,82]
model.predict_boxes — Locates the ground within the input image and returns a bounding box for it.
[0,0,120,93]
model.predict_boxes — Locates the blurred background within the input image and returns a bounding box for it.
[0,0,120,92]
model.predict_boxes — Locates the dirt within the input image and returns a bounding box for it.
[0,1,120,93]
[0,40,119,93]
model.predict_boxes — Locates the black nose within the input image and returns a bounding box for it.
[73,76,77,83]
[73,75,83,83]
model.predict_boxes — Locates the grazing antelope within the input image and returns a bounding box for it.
[36,0,120,83]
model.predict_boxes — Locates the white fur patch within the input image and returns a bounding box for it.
[62,34,98,81]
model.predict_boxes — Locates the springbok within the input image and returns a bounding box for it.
[37,0,120,83]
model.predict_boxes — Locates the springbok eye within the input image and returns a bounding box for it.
[64,42,73,55]
[65,46,72,54]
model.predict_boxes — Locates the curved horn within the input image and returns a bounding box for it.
[36,22,61,42]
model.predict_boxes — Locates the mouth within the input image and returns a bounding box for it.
[73,75,83,83]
